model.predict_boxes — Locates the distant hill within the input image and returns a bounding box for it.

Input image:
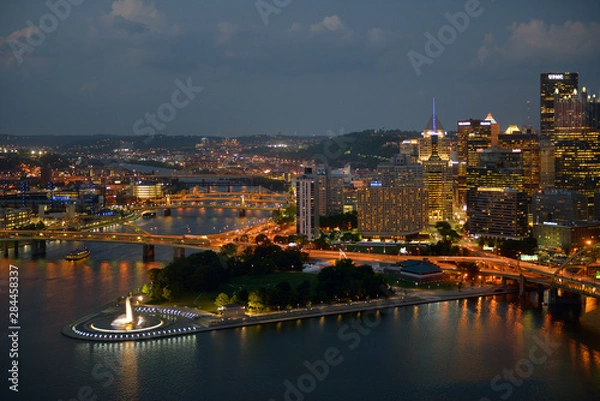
[241,129,422,169]
[1,130,428,168]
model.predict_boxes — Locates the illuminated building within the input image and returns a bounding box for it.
[551,87,600,197]
[534,221,600,252]
[485,112,500,147]
[377,154,424,187]
[296,168,318,240]
[457,119,492,207]
[0,209,32,229]
[467,148,524,193]
[314,166,345,217]
[539,136,555,189]
[357,185,428,238]
[295,165,346,240]
[362,144,428,237]
[540,72,578,135]
[132,183,163,199]
[399,140,420,164]
[532,189,588,225]
[498,128,541,196]
[467,188,528,240]
[419,100,451,162]
[420,100,453,222]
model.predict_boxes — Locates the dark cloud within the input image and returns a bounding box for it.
[0,0,599,136]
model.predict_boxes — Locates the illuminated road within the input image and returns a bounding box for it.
[307,250,600,299]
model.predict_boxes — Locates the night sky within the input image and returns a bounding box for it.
[1,0,599,137]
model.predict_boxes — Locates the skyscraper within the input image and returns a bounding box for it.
[468,188,528,240]
[540,72,578,135]
[296,165,347,240]
[357,185,428,238]
[420,100,453,222]
[551,87,600,197]
[296,168,318,240]
[532,189,588,225]
[498,128,541,196]
[457,119,493,207]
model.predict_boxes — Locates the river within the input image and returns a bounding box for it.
[1,208,599,401]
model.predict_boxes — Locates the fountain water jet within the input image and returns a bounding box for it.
[86,295,165,335]
[111,296,136,329]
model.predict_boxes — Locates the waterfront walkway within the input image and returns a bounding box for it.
[62,285,515,342]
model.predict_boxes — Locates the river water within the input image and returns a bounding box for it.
[1,208,599,401]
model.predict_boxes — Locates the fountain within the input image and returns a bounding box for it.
[87,296,164,334]
[111,296,136,329]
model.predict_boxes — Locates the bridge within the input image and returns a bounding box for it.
[135,188,290,216]
[308,247,600,300]
[0,229,216,262]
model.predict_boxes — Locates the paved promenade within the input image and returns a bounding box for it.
[63,285,517,342]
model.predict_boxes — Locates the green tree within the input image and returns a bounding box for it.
[220,243,237,259]
[162,286,175,301]
[247,290,265,312]
[236,288,249,304]
[435,221,460,242]
[297,280,311,305]
[215,293,230,308]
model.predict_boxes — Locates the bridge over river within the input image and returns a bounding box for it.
[0,229,215,262]
[3,229,600,300]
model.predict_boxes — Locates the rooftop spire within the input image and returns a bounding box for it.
[432,97,437,132]
[424,98,445,134]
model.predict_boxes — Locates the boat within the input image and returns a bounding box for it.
[66,248,91,261]
[142,212,157,218]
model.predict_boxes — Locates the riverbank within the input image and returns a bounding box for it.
[62,285,518,342]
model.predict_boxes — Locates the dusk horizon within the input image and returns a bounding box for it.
[2,0,600,137]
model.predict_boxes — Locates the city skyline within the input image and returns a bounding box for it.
[1,0,599,137]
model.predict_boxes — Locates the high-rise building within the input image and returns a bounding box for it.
[419,100,451,162]
[420,101,453,222]
[485,112,500,147]
[466,148,524,193]
[296,166,346,240]
[539,135,555,189]
[357,185,428,238]
[532,189,588,225]
[551,88,600,197]
[457,119,493,207]
[296,168,318,240]
[377,154,424,187]
[468,188,528,240]
[498,128,541,196]
[540,72,578,135]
